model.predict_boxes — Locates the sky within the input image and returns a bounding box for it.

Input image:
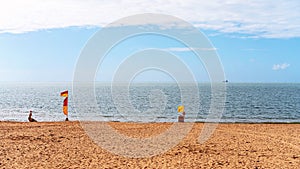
[0,0,299,83]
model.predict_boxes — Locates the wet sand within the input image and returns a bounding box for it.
[0,121,299,168]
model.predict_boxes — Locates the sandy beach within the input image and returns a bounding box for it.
[0,121,299,168]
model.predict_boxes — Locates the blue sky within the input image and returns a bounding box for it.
[0,1,299,83]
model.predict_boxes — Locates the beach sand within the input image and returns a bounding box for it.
[0,121,299,168]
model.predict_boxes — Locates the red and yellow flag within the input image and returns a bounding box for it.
[63,97,68,115]
[61,90,68,116]
[60,90,68,97]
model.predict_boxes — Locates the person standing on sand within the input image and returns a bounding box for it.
[28,110,37,122]
[178,111,186,122]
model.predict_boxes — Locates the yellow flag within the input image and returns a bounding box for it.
[177,105,184,113]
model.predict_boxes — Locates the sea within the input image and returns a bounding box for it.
[0,83,299,123]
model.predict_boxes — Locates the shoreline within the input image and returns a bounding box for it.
[1,120,300,124]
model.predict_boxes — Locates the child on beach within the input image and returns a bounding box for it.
[28,110,37,122]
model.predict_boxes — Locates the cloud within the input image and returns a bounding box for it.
[0,0,300,38]
[272,63,290,70]
[165,47,217,52]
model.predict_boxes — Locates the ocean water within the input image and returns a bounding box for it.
[0,83,299,123]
